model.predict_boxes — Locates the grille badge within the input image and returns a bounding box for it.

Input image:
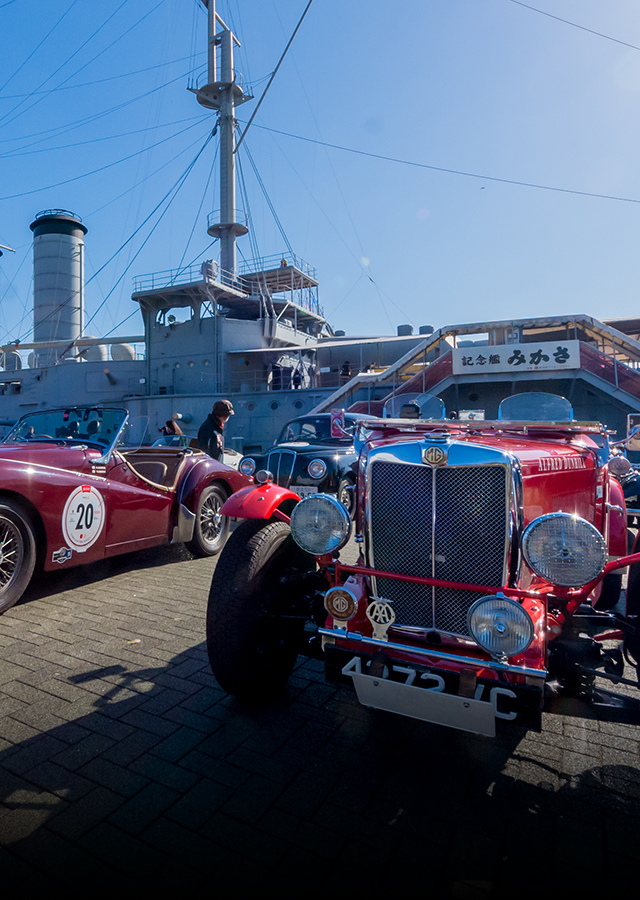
[423,445,448,466]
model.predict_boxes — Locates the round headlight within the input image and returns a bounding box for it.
[239,457,256,477]
[468,594,534,658]
[609,455,631,477]
[307,458,327,479]
[522,513,607,587]
[290,493,351,555]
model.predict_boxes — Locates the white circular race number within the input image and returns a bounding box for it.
[62,485,105,552]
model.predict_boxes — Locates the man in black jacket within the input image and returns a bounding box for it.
[197,399,234,461]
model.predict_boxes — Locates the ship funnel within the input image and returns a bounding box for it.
[29,209,87,365]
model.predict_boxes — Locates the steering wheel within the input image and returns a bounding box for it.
[32,434,53,439]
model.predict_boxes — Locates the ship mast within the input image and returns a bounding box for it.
[195,0,249,277]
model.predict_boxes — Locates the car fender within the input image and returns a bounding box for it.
[220,483,301,519]
[608,477,628,557]
[178,456,251,514]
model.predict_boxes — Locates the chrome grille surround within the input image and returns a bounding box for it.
[365,440,516,637]
[267,449,296,487]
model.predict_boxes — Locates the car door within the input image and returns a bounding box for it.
[102,453,175,557]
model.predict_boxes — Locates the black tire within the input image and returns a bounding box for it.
[627,531,640,617]
[338,476,356,517]
[185,483,229,557]
[0,501,36,614]
[206,518,314,700]
[594,573,622,611]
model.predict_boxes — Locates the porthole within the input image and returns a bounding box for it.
[294,400,303,409]
[270,401,279,410]
[248,402,256,411]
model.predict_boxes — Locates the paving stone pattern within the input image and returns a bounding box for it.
[1,543,640,897]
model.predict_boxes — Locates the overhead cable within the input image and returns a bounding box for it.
[509,1,640,52]
[0,119,209,201]
[252,123,640,206]
[235,0,314,153]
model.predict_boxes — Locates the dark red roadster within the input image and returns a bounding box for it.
[0,406,250,613]
[206,392,640,737]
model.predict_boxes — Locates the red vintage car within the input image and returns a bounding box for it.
[0,406,250,614]
[207,392,640,737]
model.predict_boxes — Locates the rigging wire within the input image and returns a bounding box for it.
[0,115,203,159]
[0,118,210,202]
[508,1,640,52]
[80,131,216,340]
[0,69,192,149]
[240,140,293,256]
[0,54,206,100]
[0,0,80,93]
[175,136,220,275]
[86,130,212,218]
[235,148,261,261]
[248,122,640,206]
[16,132,215,345]
[235,0,315,153]
[0,0,132,129]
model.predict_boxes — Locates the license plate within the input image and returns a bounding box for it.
[350,671,497,736]
[296,486,318,497]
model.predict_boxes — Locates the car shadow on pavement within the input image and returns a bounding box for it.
[1,634,640,895]
[15,542,200,608]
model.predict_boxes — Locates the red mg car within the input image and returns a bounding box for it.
[0,406,250,614]
[207,392,640,737]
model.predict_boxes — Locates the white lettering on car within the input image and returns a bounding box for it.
[538,456,586,472]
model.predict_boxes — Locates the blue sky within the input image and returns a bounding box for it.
[2,0,640,345]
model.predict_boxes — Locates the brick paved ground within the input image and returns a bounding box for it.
[1,543,640,897]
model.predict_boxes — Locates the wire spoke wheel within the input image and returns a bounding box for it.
[0,517,23,591]
[201,491,223,542]
[0,501,36,614]
[185,484,230,557]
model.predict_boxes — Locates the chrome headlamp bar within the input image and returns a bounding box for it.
[320,627,547,679]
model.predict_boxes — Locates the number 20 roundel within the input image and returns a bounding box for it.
[62,485,106,553]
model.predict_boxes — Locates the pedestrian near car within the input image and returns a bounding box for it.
[159,419,182,436]
[198,400,234,461]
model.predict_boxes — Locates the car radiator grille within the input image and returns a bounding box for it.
[267,449,296,487]
[368,460,508,636]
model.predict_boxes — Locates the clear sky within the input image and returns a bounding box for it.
[1,0,640,346]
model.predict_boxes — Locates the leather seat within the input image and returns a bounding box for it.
[133,461,168,485]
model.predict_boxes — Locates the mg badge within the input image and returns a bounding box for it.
[423,445,448,466]
[366,599,396,641]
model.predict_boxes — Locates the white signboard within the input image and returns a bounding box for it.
[452,340,580,376]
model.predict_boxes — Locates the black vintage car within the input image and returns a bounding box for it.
[238,413,376,514]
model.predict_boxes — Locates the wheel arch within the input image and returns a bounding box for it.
[0,490,46,564]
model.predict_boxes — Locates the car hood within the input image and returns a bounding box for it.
[0,441,99,471]
[273,442,354,454]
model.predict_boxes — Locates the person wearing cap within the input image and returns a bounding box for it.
[197,400,234,461]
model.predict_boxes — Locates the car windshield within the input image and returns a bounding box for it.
[498,393,574,422]
[276,417,356,444]
[152,434,190,448]
[3,407,128,451]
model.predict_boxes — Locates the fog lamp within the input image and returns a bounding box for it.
[468,594,534,659]
[522,512,607,587]
[290,493,351,555]
[254,469,273,484]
